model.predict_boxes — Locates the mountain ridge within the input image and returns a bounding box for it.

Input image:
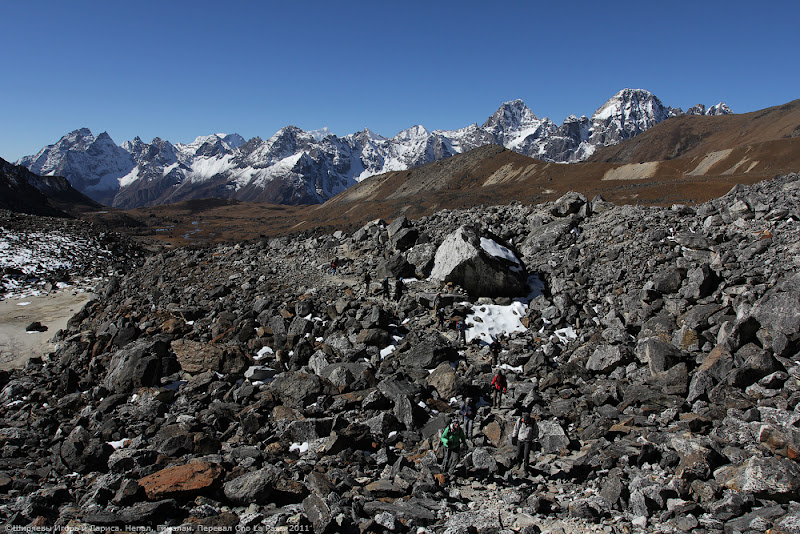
[0,158,101,217]
[17,89,733,209]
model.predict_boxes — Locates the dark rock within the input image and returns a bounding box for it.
[103,338,170,393]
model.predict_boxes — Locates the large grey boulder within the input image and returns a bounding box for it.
[403,333,458,369]
[537,419,570,453]
[748,273,800,338]
[223,466,281,505]
[104,338,169,394]
[715,456,800,499]
[406,243,437,277]
[430,225,528,297]
[426,362,462,399]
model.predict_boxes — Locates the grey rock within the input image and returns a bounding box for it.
[537,419,570,453]
[715,456,800,498]
[586,344,628,373]
[223,466,280,505]
[103,338,169,393]
[431,225,528,297]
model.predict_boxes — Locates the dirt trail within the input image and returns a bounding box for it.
[0,291,93,370]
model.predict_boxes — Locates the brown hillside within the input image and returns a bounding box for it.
[589,99,800,163]
[86,101,800,245]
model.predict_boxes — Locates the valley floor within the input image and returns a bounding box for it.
[0,290,92,371]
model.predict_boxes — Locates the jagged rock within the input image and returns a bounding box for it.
[551,191,589,217]
[270,371,326,408]
[377,252,416,279]
[537,419,570,453]
[586,344,628,373]
[430,225,528,297]
[223,466,281,505]
[171,339,251,374]
[715,456,800,497]
[103,338,169,393]
[748,273,800,337]
[426,362,462,399]
[442,508,503,533]
[108,449,159,475]
[151,425,195,456]
[302,493,332,533]
[470,447,499,475]
[635,338,684,375]
[58,425,113,474]
[653,267,685,295]
[287,418,333,442]
[406,243,437,277]
[390,227,419,252]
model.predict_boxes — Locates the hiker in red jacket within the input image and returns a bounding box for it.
[491,371,507,408]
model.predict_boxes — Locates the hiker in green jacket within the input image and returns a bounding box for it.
[440,420,467,474]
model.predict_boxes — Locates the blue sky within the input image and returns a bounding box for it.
[1,0,797,162]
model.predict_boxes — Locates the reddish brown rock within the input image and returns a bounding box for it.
[138,461,223,500]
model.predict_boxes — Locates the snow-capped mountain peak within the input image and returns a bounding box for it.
[17,88,733,209]
[706,102,733,116]
[588,88,671,146]
[308,127,334,141]
[483,99,541,133]
[393,125,429,142]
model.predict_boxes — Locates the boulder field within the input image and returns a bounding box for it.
[1,173,800,533]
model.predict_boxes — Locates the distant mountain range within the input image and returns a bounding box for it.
[17,89,732,208]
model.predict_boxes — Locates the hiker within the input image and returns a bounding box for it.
[489,337,502,365]
[331,260,337,275]
[393,277,404,301]
[511,412,538,474]
[436,307,445,329]
[440,420,467,474]
[382,277,390,298]
[364,271,371,293]
[459,397,475,438]
[491,371,507,408]
[456,320,467,344]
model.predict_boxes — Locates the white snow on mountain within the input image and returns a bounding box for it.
[16,89,733,208]
[308,127,334,141]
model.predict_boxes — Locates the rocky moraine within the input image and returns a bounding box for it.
[2,173,800,534]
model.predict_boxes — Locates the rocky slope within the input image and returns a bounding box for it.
[0,158,100,218]
[17,90,731,208]
[0,211,141,299]
[2,173,800,533]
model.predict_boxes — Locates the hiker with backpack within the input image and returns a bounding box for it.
[432,293,442,316]
[440,420,467,474]
[436,307,445,329]
[491,371,507,409]
[456,320,467,344]
[393,277,404,301]
[511,412,539,474]
[489,337,502,365]
[382,277,390,298]
[459,397,475,438]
